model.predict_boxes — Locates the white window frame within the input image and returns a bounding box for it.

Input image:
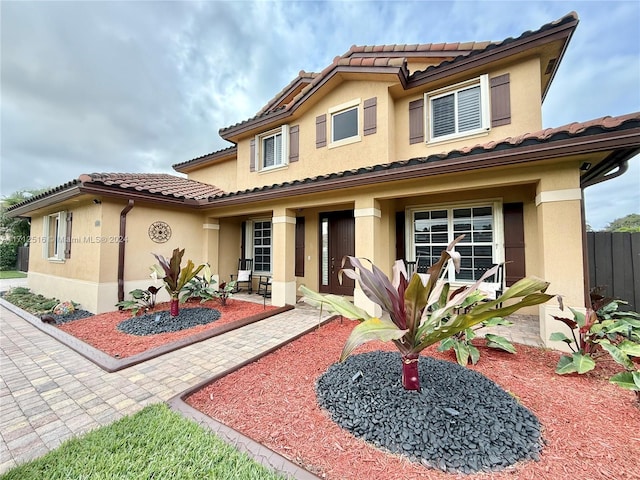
[424,74,490,144]
[42,211,67,262]
[255,125,289,172]
[244,219,272,274]
[405,200,504,284]
[328,98,361,148]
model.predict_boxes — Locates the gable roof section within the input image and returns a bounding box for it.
[172,145,237,173]
[219,12,578,142]
[207,112,640,206]
[8,173,226,217]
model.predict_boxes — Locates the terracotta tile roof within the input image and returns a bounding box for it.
[7,173,226,214]
[219,12,578,139]
[211,112,640,203]
[78,173,225,200]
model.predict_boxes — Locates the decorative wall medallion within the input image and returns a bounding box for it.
[148,221,172,243]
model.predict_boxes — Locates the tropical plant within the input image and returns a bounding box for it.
[300,235,553,391]
[150,248,204,317]
[181,264,217,302]
[550,288,640,398]
[115,286,159,316]
[437,290,516,365]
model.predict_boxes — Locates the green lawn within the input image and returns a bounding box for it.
[0,271,27,279]
[0,403,286,480]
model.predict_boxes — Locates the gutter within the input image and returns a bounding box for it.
[117,200,134,303]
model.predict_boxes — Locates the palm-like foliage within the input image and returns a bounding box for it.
[151,248,204,316]
[300,235,553,390]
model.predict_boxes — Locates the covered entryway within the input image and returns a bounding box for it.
[319,210,355,295]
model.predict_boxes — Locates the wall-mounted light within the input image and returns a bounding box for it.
[580,162,592,171]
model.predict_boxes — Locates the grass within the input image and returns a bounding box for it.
[0,270,26,279]
[0,403,286,480]
[0,287,59,315]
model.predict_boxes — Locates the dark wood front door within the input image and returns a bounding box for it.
[319,211,355,295]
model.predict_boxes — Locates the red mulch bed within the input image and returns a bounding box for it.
[58,299,276,358]
[186,318,640,480]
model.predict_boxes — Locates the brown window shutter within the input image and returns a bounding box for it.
[491,74,511,127]
[316,114,326,148]
[363,97,377,136]
[409,99,424,144]
[289,125,299,162]
[64,212,73,259]
[249,138,256,172]
[295,217,305,277]
[503,202,525,286]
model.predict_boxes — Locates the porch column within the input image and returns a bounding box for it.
[535,186,585,351]
[203,219,220,285]
[354,198,383,317]
[272,209,297,306]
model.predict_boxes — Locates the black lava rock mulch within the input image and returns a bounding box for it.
[49,310,94,324]
[316,351,543,474]
[117,307,221,336]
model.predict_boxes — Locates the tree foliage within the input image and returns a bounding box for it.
[0,189,47,243]
[604,213,640,233]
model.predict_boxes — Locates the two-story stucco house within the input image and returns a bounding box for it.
[8,12,640,349]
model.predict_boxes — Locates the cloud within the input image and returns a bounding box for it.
[1,0,638,230]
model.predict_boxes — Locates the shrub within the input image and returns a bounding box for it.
[0,242,18,270]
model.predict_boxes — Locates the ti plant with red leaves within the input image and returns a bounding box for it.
[151,248,204,317]
[301,235,553,391]
[550,288,640,397]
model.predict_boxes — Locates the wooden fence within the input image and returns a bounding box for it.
[586,232,640,311]
[17,246,29,272]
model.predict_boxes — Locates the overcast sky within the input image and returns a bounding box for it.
[1,1,638,229]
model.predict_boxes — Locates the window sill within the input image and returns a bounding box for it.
[328,135,361,149]
[46,258,66,264]
[259,164,288,174]
[426,128,489,147]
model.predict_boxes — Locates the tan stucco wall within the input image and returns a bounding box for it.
[187,158,237,193]
[189,57,544,197]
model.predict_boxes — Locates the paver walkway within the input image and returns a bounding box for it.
[0,297,328,474]
[0,285,544,475]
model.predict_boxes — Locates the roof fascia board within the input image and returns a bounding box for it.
[220,65,407,141]
[77,185,204,208]
[173,147,237,173]
[206,127,640,207]
[8,186,82,217]
[407,17,577,93]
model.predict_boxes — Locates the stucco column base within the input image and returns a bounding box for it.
[271,280,297,307]
[539,303,585,353]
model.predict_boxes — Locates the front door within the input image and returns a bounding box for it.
[319,211,355,295]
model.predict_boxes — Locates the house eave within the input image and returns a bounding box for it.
[7,186,83,217]
[204,125,640,208]
[219,66,407,142]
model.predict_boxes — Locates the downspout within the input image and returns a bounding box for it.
[118,200,134,302]
[580,190,591,307]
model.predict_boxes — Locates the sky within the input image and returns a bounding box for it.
[1,1,638,230]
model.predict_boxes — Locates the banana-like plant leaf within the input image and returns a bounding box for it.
[483,317,512,327]
[571,352,597,374]
[549,332,574,344]
[568,307,586,328]
[453,341,470,366]
[556,355,578,374]
[485,334,516,354]
[299,285,371,321]
[597,340,634,369]
[469,344,481,365]
[437,337,456,352]
[609,371,640,391]
[618,340,640,357]
[340,317,408,362]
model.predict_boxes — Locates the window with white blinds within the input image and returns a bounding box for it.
[426,75,489,142]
